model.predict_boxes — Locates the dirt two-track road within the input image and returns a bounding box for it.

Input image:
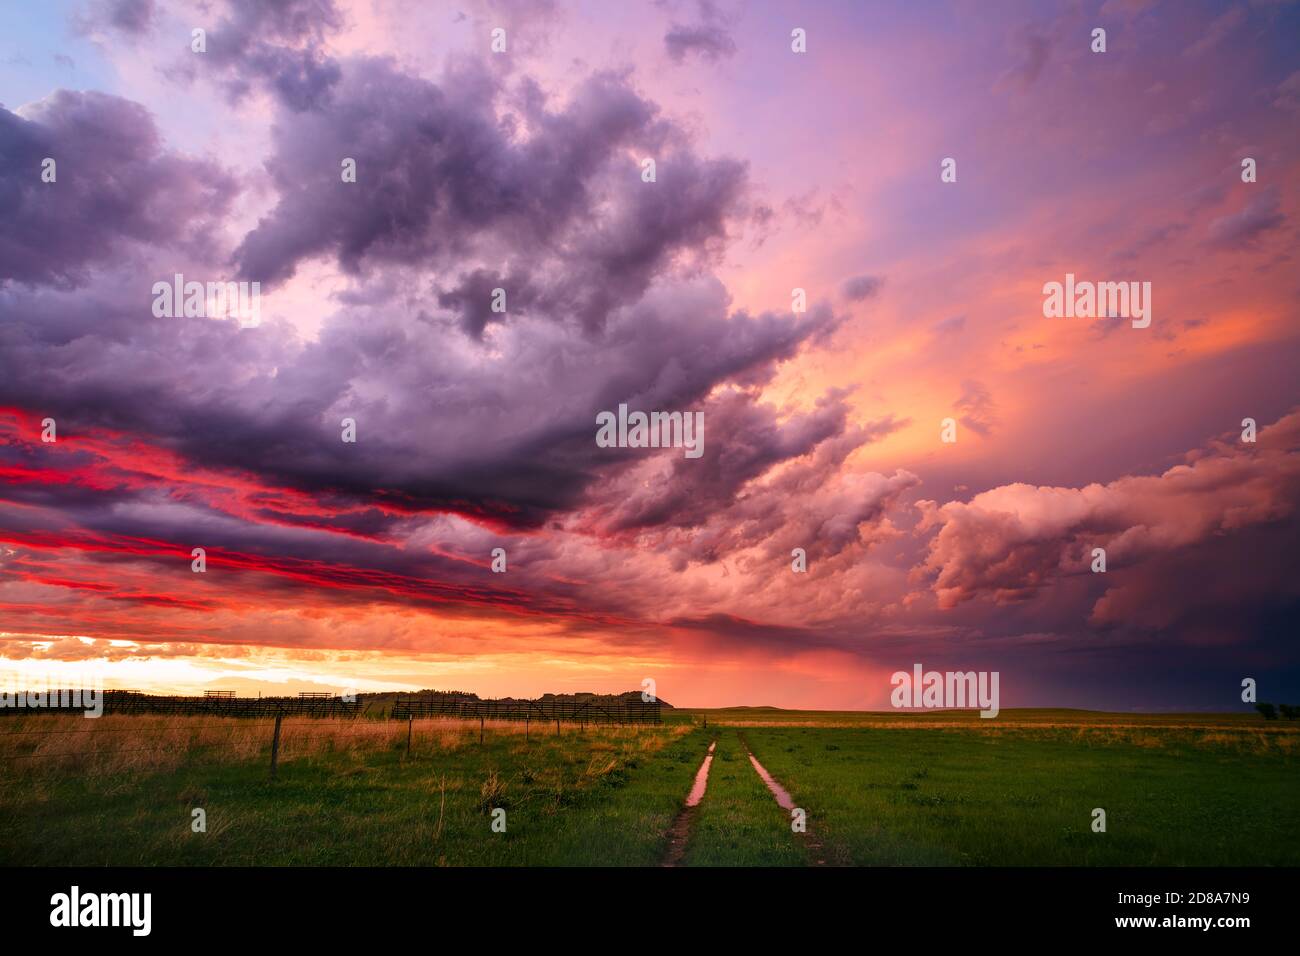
[662,732,827,867]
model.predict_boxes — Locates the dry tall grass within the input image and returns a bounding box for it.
[0,714,685,781]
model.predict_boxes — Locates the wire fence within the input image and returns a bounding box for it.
[0,705,667,778]
[0,717,391,767]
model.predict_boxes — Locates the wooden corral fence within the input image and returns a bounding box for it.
[0,689,361,719]
[390,696,661,725]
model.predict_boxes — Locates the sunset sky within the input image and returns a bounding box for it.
[1,0,1297,710]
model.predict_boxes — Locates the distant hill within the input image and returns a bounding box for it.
[711,705,781,711]
[538,691,674,709]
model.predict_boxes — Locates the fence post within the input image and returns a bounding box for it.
[406,715,413,757]
[525,716,530,741]
[555,718,560,735]
[270,708,283,780]
[480,715,484,745]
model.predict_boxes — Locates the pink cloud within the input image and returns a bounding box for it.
[916,410,1300,610]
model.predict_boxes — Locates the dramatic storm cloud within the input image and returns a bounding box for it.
[0,0,1297,708]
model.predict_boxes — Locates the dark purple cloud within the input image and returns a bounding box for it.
[841,274,882,302]
[0,45,845,540]
[664,23,736,63]
[599,387,858,533]
[75,0,156,36]
[162,0,345,112]
[0,91,237,286]
[234,57,748,339]
[663,0,736,64]
[0,9,895,659]
[581,386,913,569]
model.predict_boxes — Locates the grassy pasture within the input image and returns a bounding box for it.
[0,715,701,866]
[1,709,1293,866]
[740,722,1298,866]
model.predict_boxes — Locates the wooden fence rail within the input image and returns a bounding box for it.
[0,690,361,720]
[1,691,661,724]
[390,697,661,725]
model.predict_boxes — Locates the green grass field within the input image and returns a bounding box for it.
[1,709,1294,866]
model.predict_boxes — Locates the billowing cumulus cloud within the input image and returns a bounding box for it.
[0,42,820,539]
[169,0,345,111]
[582,387,914,565]
[233,56,748,337]
[0,92,237,285]
[916,411,1300,612]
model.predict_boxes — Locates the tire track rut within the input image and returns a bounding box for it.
[661,739,716,867]
[738,732,828,866]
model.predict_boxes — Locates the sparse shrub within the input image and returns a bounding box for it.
[584,755,619,779]
[1279,704,1298,720]
[1255,702,1278,720]
[478,770,508,812]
